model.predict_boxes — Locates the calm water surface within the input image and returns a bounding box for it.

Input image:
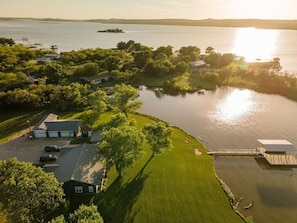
[139,86,297,223]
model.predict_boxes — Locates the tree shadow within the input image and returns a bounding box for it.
[95,156,153,223]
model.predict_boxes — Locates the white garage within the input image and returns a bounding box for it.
[33,113,81,138]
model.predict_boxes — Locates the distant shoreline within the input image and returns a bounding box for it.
[1,17,297,30]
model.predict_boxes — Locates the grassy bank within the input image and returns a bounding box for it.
[91,113,245,223]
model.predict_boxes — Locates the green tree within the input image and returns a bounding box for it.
[142,121,173,157]
[0,37,15,46]
[153,45,173,58]
[102,55,121,72]
[98,114,144,177]
[174,61,188,74]
[69,204,104,223]
[179,46,201,63]
[108,84,143,117]
[73,62,99,77]
[204,52,221,69]
[205,46,215,54]
[0,158,66,223]
[50,83,89,111]
[83,89,107,127]
[48,215,66,223]
[220,53,235,68]
[133,50,152,69]
[117,41,127,50]
[43,63,68,85]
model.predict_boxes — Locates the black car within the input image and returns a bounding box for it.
[39,154,57,162]
[44,145,60,152]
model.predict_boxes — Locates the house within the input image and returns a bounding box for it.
[45,54,60,60]
[80,72,114,85]
[33,113,81,138]
[44,144,105,194]
[256,139,297,166]
[190,60,207,69]
[36,54,59,64]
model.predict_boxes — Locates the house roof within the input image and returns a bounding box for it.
[81,72,113,82]
[44,144,104,186]
[257,139,297,152]
[190,60,206,67]
[45,120,80,131]
[34,113,58,130]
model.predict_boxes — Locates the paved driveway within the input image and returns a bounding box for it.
[0,136,71,164]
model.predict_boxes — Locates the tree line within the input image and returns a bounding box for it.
[2,37,296,109]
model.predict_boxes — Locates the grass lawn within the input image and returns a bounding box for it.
[0,110,46,144]
[90,113,245,223]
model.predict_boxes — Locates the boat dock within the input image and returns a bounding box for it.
[207,149,260,156]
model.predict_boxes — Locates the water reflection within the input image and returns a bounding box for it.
[232,28,278,61]
[212,88,258,124]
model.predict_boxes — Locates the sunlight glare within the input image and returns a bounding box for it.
[232,28,278,62]
[213,89,256,124]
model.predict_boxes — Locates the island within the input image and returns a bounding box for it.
[97,28,124,33]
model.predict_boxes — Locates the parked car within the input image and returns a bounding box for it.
[44,145,60,152]
[39,154,57,162]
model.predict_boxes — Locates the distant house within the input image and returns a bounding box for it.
[190,60,207,69]
[257,139,297,166]
[33,113,81,138]
[45,54,60,60]
[44,144,105,194]
[36,54,60,64]
[81,72,114,85]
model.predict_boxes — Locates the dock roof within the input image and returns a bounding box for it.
[257,139,297,153]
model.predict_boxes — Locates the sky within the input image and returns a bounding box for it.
[0,0,296,20]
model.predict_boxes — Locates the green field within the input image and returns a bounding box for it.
[91,113,245,223]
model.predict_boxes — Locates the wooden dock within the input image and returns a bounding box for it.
[207,149,260,156]
[257,147,297,166]
[262,153,297,166]
[208,148,297,166]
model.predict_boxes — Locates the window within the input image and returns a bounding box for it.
[74,186,83,193]
[88,186,94,193]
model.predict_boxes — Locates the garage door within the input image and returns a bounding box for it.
[48,131,59,137]
[60,131,70,137]
[33,130,47,138]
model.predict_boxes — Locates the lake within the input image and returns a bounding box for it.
[139,86,297,223]
[1,19,297,222]
[1,19,297,74]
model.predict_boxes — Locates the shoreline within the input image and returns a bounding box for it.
[1,17,297,31]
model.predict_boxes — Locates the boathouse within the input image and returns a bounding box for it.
[256,139,297,166]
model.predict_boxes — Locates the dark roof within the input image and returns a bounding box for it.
[258,139,297,152]
[81,72,113,82]
[44,144,104,186]
[45,120,80,131]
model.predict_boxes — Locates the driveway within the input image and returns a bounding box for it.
[0,136,71,164]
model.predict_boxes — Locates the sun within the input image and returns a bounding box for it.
[212,88,257,124]
[232,28,278,62]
